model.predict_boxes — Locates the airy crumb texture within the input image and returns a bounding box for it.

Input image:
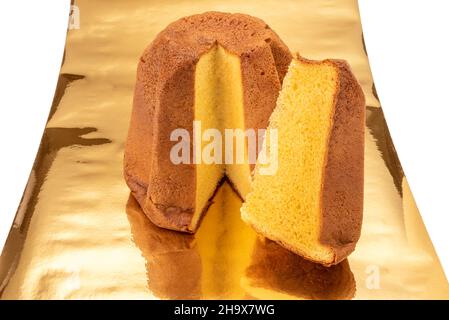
[242,56,365,266]
[192,45,251,230]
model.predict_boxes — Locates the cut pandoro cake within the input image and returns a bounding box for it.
[241,55,365,266]
[124,12,292,233]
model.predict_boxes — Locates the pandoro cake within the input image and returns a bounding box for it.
[124,12,292,232]
[241,56,365,265]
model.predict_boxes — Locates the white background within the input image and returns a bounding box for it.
[0,0,448,277]
[0,1,70,255]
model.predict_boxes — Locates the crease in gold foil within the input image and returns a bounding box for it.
[1,0,448,299]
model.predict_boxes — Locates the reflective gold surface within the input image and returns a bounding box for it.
[1,0,448,299]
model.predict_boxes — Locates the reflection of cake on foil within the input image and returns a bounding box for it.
[124,11,364,266]
[243,238,356,300]
[127,182,258,299]
[126,196,202,299]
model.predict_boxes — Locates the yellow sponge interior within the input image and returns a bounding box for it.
[192,45,251,230]
[241,58,338,263]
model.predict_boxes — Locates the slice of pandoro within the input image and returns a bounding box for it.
[241,55,365,266]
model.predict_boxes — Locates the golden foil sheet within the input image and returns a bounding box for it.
[1,0,448,299]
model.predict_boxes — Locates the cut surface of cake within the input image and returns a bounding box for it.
[241,56,365,265]
[124,12,292,233]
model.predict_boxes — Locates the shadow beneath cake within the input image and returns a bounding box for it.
[126,195,202,299]
[126,182,356,300]
[243,238,356,300]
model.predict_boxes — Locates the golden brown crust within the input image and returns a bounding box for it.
[124,12,292,232]
[319,59,365,264]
